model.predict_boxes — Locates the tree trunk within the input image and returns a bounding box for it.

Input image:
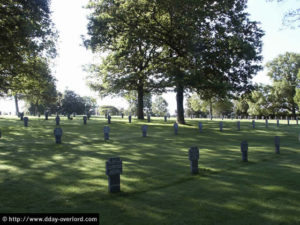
[176,84,185,124]
[209,100,213,120]
[14,95,19,116]
[137,85,144,120]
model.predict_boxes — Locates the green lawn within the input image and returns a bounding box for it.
[0,116,300,225]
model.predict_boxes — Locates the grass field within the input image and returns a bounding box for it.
[0,115,300,225]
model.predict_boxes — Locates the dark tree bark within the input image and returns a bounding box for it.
[176,84,185,124]
[14,95,19,116]
[137,84,144,120]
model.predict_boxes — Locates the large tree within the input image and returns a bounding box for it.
[266,52,300,117]
[0,0,56,93]
[85,0,263,124]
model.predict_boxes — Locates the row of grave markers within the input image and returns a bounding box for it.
[106,136,282,193]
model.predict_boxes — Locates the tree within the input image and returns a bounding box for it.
[0,0,57,93]
[152,96,169,117]
[99,105,119,116]
[85,0,263,124]
[82,96,98,115]
[266,52,300,117]
[294,69,300,109]
[233,97,249,118]
[61,90,86,115]
[124,91,152,115]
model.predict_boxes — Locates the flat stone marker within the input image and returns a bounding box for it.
[241,141,248,162]
[219,122,223,131]
[164,116,167,122]
[128,115,132,123]
[189,147,199,174]
[142,125,148,137]
[24,117,28,127]
[198,122,202,133]
[277,119,279,127]
[174,122,178,135]
[265,119,268,128]
[252,120,255,129]
[45,112,48,120]
[237,121,240,131]
[104,126,110,141]
[106,157,122,193]
[54,128,63,144]
[56,116,60,125]
[147,115,151,122]
[274,136,280,154]
[108,115,111,124]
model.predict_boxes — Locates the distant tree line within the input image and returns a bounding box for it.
[186,52,300,118]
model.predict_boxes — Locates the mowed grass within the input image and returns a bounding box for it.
[0,115,300,225]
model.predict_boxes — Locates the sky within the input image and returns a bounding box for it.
[1,0,300,114]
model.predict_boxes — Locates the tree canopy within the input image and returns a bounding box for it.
[0,0,57,93]
[85,0,263,124]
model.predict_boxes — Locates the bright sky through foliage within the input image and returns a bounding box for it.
[1,0,300,114]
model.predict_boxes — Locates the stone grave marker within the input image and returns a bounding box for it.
[198,122,202,133]
[274,136,280,154]
[83,116,87,125]
[189,147,199,174]
[219,122,223,132]
[23,117,29,127]
[237,121,240,131]
[164,116,167,122]
[174,122,178,135]
[296,118,298,125]
[56,116,60,125]
[19,112,24,121]
[241,141,248,162]
[106,157,122,193]
[108,115,111,124]
[45,112,48,120]
[265,119,268,128]
[54,128,63,144]
[147,114,151,122]
[128,115,132,123]
[252,120,255,129]
[104,126,110,141]
[142,125,148,137]
[38,112,41,118]
[121,113,124,119]
[277,119,279,127]
[287,118,290,126]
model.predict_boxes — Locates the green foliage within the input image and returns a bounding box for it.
[60,90,86,115]
[0,0,57,93]
[85,0,264,124]
[233,97,250,117]
[266,52,300,116]
[124,91,152,115]
[99,105,119,116]
[152,96,168,117]
[187,93,233,117]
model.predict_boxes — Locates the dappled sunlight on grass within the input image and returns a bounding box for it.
[0,116,300,224]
